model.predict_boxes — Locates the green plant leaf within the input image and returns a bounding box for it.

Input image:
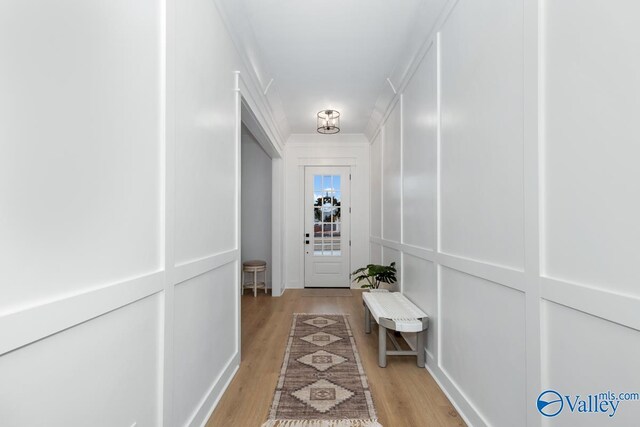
[351,262,397,290]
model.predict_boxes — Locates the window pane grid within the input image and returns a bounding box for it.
[312,174,342,256]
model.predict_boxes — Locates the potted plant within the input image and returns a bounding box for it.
[351,262,397,290]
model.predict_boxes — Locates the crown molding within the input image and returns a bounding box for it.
[364,0,455,141]
[213,0,291,149]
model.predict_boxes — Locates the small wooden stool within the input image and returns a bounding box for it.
[242,260,267,297]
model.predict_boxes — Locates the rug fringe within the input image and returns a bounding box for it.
[261,419,382,427]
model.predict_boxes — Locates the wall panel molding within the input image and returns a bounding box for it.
[163,0,177,422]
[188,353,240,427]
[367,0,640,424]
[541,277,640,332]
[425,354,484,427]
[0,272,164,357]
[0,0,286,424]
[173,250,238,286]
[372,237,526,294]
[369,0,640,423]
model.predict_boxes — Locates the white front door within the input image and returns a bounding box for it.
[304,167,351,287]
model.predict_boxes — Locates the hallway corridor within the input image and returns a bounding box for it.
[208,291,463,427]
[2,0,639,425]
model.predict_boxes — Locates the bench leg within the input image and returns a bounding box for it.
[364,306,371,334]
[417,329,426,368]
[378,323,387,368]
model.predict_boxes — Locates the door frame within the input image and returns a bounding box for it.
[296,157,358,289]
[236,72,285,299]
[303,166,352,287]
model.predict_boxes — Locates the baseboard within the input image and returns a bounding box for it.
[186,352,240,427]
[274,285,287,297]
[286,281,303,289]
[424,352,485,427]
[394,335,484,425]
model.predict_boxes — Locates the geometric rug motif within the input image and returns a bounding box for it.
[263,314,380,426]
[296,350,347,372]
[291,379,355,413]
[303,316,338,329]
[300,331,343,347]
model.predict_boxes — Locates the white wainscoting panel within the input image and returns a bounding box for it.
[0,0,162,313]
[173,0,239,265]
[381,100,402,244]
[382,246,401,292]
[403,253,437,359]
[370,131,383,239]
[542,0,640,296]
[370,243,382,266]
[440,267,526,427]
[541,300,640,426]
[0,294,162,426]
[439,0,525,270]
[369,0,640,426]
[402,44,437,251]
[0,0,289,423]
[173,262,238,426]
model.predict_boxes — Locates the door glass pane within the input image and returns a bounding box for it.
[312,174,342,257]
[333,238,341,255]
[322,175,332,192]
[333,176,341,192]
[333,208,341,223]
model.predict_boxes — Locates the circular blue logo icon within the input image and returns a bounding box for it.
[537,390,564,417]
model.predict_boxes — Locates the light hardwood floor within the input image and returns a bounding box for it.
[206,289,465,427]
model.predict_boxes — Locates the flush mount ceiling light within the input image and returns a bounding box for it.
[317,109,340,134]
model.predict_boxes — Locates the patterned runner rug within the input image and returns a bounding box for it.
[262,314,381,427]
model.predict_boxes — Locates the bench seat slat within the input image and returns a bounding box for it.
[363,292,428,332]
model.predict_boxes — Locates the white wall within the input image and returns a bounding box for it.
[284,134,370,289]
[170,0,242,424]
[370,0,640,426]
[241,128,272,286]
[0,0,284,425]
[540,1,640,425]
[0,1,164,425]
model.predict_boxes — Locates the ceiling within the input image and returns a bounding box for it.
[224,0,427,134]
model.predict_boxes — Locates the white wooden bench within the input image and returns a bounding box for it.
[362,290,429,367]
